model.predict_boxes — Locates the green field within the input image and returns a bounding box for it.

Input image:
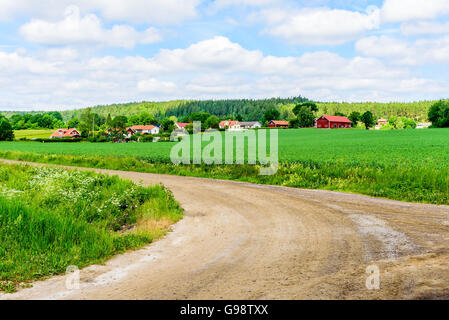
[0,128,448,205]
[0,164,183,292]
[14,129,54,140]
[1,129,448,167]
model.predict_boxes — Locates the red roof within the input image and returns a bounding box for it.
[176,123,190,128]
[106,127,133,134]
[321,115,352,123]
[51,128,80,138]
[269,120,289,125]
[219,120,239,127]
[129,125,155,130]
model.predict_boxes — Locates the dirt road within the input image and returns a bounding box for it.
[1,159,449,300]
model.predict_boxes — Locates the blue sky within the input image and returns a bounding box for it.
[0,0,449,110]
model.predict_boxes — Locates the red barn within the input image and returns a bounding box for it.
[316,115,352,129]
[268,120,289,128]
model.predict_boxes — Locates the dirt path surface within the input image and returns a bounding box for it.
[1,159,449,300]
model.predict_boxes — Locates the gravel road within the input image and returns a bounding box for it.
[1,159,449,300]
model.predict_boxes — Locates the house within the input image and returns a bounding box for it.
[106,127,135,140]
[240,121,262,129]
[50,128,81,139]
[219,120,241,130]
[316,115,352,129]
[128,125,159,135]
[416,122,432,129]
[378,118,388,126]
[175,123,191,129]
[267,120,289,128]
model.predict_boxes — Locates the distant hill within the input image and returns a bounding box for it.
[0,97,438,122]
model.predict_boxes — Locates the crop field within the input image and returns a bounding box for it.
[0,164,183,292]
[0,128,448,205]
[13,129,54,140]
[1,129,449,167]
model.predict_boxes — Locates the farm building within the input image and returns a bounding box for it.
[268,120,289,128]
[50,128,81,139]
[316,116,352,129]
[219,120,241,130]
[175,123,191,129]
[240,121,262,129]
[129,125,159,135]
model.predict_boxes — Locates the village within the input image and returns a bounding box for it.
[48,113,428,142]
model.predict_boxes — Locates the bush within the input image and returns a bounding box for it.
[0,118,14,141]
[428,100,449,128]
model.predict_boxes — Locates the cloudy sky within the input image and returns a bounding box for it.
[1,0,449,110]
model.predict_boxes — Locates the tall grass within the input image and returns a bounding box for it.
[0,149,448,205]
[0,164,183,293]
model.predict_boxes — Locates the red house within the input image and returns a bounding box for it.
[50,128,81,139]
[316,115,352,129]
[268,120,289,128]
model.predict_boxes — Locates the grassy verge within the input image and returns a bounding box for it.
[0,150,448,205]
[0,163,183,293]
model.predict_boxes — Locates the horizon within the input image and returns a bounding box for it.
[1,1,449,111]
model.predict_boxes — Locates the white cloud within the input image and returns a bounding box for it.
[1,36,446,110]
[356,35,449,65]
[356,36,410,58]
[258,7,380,45]
[0,0,200,25]
[211,0,278,9]
[137,78,177,93]
[19,6,162,49]
[381,0,449,22]
[154,36,263,72]
[401,20,449,35]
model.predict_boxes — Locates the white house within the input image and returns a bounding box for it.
[219,120,241,130]
[239,121,262,129]
[128,125,160,135]
[416,123,432,129]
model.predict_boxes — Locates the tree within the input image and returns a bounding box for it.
[361,111,375,130]
[293,102,318,115]
[112,116,128,130]
[297,106,315,127]
[67,117,80,129]
[348,111,361,127]
[205,115,220,129]
[161,118,175,132]
[106,114,113,127]
[235,114,243,122]
[0,117,14,141]
[264,108,280,123]
[428,100,449,128]
[48,111,63,122]
[289,118,300,128]
[190,112,211,124]
[79,108,93,137]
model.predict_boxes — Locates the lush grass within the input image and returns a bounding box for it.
[0,164,183,293]
[1,129,449,169]
[0,128,448,205]
[14,129,55,140]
